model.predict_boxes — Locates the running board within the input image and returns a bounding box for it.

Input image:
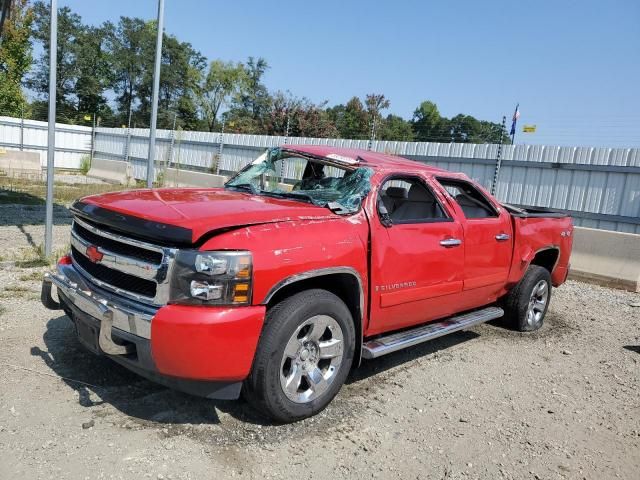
[362,306,504,359]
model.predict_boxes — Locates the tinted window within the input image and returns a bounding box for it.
[436,178,498,219]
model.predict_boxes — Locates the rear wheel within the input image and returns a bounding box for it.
[244,289,355,423]
[503,265,552,331]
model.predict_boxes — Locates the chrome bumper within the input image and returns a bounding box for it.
[42,263,157,354]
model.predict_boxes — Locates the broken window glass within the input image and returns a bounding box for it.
[226,148,373,214]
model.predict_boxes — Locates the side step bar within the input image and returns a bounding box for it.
[362,306,504,359]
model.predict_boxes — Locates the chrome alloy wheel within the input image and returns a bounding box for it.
[526,279,549,328]
[280,315,344,404]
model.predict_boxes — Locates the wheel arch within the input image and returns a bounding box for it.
[529,246,560,274]
[262,267,364,366]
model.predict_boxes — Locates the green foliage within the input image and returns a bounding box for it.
[0,0,33,116]
[196,60,247,132]
[79,155,90,175]
[226,57,270,132]
[379,114,414,141]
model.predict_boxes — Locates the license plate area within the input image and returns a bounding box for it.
[73,313,101,355]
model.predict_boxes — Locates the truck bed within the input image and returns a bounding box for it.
[502,203,570,219]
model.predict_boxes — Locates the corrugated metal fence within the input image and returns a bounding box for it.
[0,115,92,169]
[1,115,639,233]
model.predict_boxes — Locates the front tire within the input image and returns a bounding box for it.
[244,289,355,423]
[503,265,552,331]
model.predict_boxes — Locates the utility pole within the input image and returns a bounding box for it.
[146,0,165,188]
[368,116,377,151]
[90,112,96,165]
[19,103,24,151]
[44,0,58,257]
[124,103,132,163]
[284,113,291,144]
[491,116,507,196]
[167,112,177,169]
[216,118,225,175]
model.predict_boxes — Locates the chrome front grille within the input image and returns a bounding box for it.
[70,216,178,306]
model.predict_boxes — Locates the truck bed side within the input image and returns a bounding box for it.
[505,210,573,288]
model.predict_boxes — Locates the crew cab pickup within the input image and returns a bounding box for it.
[41,145,573,422]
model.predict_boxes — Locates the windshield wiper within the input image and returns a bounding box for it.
[260,191,315,204]
[226,183,258,195]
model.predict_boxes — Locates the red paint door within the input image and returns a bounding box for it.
[367,176,465,336]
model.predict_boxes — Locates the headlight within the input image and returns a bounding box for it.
[169,250,253,305]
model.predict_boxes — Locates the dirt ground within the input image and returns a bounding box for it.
[0,219,638,479]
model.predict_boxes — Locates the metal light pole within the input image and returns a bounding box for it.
[146,0,165,188]
[44,0,58,257]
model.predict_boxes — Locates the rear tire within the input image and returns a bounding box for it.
[244,289,355,423]
[503,265,552,332]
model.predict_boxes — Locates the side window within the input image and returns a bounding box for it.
[436,178,498,219]
[379,177,448,223]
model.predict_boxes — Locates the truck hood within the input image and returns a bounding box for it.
[71,188,337,245]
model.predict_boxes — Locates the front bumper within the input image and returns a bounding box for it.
[41,259,266,399]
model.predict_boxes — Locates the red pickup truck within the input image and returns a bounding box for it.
[41,145,573,422]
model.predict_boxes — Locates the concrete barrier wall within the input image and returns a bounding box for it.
[569,226,640,292]
[87,158,134,185]
[0,150,42,177]
[164,168,227,188]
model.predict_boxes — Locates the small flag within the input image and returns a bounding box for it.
[510,103,520,136]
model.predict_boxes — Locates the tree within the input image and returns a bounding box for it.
[28,1,83,121]
[228,56,270,132]
[330,96,369,139]
[263,91,337,138]
[449,114,507,144]
[107,17,154,126]
[412,100,450,142]
[379,114,414,141]
[74,25,113,122]
[365,93,390,141]
[0,0,33,117]
[196,60,246,131]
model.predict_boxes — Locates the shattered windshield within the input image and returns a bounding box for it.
[225,148,372,214]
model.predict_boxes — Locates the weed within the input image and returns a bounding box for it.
[19,271,43,282]
[79,155,91,175]
[13,243,68,268]
[4,284,30,293]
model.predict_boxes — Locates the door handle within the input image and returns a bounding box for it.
[495,233,511,241]
[440,238,462,248]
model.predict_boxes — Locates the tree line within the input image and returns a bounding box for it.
[0,1,509,144]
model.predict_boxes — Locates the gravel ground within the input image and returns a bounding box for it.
[0,205,72,260]
[0,231,638,479]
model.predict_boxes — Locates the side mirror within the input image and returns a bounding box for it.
[378,203,393,228]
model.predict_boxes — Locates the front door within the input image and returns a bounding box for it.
[367,176,465,336]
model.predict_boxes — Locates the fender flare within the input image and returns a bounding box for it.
[262,266,365,366]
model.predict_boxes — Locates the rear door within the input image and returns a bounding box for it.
[434,178,513,295]
[367,175,465,335]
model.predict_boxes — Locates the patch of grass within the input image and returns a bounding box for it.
[19,271,43,282]
[4,284,30,293]
[15,258,50,268]
[0,304,6,316]
[0,177,130,206]
[13,243,69,268]
[79,155,91,175]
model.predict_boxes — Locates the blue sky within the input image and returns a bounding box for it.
[59,0,640,147]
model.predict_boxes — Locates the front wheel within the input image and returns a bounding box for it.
[503,265,552,331]
[244,289,355,423]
